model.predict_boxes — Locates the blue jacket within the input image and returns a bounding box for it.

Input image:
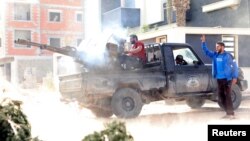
[201,42,238,80]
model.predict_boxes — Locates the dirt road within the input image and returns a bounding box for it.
[14,90,250,141]
[2,84,249,141]
[124,99,250,141]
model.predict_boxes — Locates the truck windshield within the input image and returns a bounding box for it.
[173,48,199,65]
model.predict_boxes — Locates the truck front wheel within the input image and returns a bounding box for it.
[111,88,143,118]
[218,84,242,110]
[186,97,205,109]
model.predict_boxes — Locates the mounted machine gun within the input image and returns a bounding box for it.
[14,39,122,71]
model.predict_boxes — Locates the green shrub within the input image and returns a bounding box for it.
[0,99,31,141]
[82,120,134,141]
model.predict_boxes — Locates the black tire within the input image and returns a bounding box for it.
[218,84,242,110]
[111,88,143,118]
[186,97,205,109]
[90,98,113,118]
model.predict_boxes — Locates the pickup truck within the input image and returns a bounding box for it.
[59,42,248,118]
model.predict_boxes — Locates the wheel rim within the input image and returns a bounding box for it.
[111,88,143,118]
[122,97,135,111]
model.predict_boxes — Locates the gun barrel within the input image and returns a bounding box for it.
[15,39,45,48]
[14,39,84,64]
[15,39,77,55]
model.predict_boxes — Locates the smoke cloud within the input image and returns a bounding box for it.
[77,27,128,69]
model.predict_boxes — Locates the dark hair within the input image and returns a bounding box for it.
[216,41,225,47]
[176,55,183,60]
[130,34,138,40]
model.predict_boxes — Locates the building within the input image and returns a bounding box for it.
[1,0,83,88]
[0,0,13,81]
[102,0,250,92]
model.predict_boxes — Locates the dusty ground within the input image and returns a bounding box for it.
[22,92,250,141]
[1,84,250,141]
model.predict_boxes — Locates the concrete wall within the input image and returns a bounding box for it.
[12,56,53,88]
[238,35,250,67]
[241,68,250,93]
[188,0,250,28]
[84,0,101,38]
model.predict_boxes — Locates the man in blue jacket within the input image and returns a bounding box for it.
[201,35,238,119]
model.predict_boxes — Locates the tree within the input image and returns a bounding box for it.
[166,0,173,24]
[172,0,190,26]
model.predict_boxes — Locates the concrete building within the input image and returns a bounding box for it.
[0,0,13,81]
[1,0,83,88]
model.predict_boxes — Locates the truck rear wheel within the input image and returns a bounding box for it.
[111,88,143,118]
[186,97,205,109]
[218,84,242,110]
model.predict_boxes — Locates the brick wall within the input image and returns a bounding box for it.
[6,0,83,56]
[6,3,40,56]
[41,0,82,6]
[4,0,84,87]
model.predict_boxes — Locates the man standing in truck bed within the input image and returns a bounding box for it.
[201,35,238,119]
[119,34,146,69]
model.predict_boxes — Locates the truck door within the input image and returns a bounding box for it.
[172,47,210,94]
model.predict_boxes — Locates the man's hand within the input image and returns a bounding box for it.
[232,78,237,85]
[201,35,206,42]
